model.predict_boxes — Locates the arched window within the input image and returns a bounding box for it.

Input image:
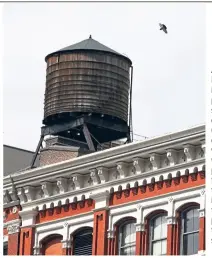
[73,227,93,255]
[149,214,167,255]
[118,220,136,255]
[180,207,199,255]
[41,234,63,256]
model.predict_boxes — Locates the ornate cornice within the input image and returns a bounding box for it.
[3,125,205,211]
[3,125,204,186]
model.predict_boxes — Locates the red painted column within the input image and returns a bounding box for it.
[19,210,38,255]
[61,239,72,255]
[7,220,20,256]
[107,230,114,255]
[19,227,35,255]
[92,209,109,255]
[135,223,145,255]
[167,216,176,255]
[198,209,205,254]
[90,191,110,255]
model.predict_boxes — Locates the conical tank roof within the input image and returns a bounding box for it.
[45,35,132,64]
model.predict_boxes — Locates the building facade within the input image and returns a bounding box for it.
[3,124,205,255]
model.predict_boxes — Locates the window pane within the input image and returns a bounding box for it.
[193,209,199,232]
[161,216,167,238]
[153,217,162,240]
[153,215,167,240]
[122,223,136,245]
[161,239,167,255]
[183,232,199,255]
[184,209,199,233]
[121,246,135,255]
[152,240,167,255]
[152,241,162,255]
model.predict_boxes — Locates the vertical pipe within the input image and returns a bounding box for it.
[129,65,133,142]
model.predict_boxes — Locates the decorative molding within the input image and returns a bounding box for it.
[200,189,205,196]
[90,169,100,185]
[3,190,12,203]
[168,196,174,203]
[33,245,42,255]
[3,211,6,221]
[97,167,109,183]
[57,177,68,193]
[107,230,115,239]
[24,186,36,202]
[184,145,195,161]
[150,154,160,170]
[9,187,18,202]
[135,223,145,232]
[17,188,27,203]
[63,221,69,228]
[90,191,110,209]
[132,158,145,174]
[61,239,72,249]
[137,204,142,210]
[72,175,83,190]
[3,126,204,189]
[199,208,205,218]
[166,149,177,166]
[41,182,53,197]
[116,162,128,178]
[166,216,176,225]
[7,220,21,235]
[19,209,38,227]
[12,206,18,214]
[201,141,205,157]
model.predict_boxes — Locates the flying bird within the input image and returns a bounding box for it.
[159,23,168,34]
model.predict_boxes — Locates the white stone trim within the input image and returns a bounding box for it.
[198,250,206,256]
[116,162,128,178]
[166,216,176,225]
[90,190,110,209]
[57,177,68,194]
[7,219,21,235]
[17,161,204,211]
[166,149,178,166]
[184,144,196,161]
[19,209,38,227]
[135,223,145,232]
[33,245,42,255]
[97,167,109,183]
[132,157,145,174]
[199,208,205,218]
[150,153,161,170]
[35,213,93,246]
[4,125,204,183]
[3,235,8,242]
[107,230,115,239]
[61,239,72,249]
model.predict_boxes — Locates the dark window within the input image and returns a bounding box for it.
[118,221,136,255]
[73,228,93,255]
[181,208,199,255]
[3,244,8,255]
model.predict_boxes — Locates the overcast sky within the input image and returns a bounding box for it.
[3,2,206,151]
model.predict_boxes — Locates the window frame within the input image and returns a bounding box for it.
[149,213,168,255]
[180,206,200,255]
[118,220,136,255]
[3,241,8,255]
